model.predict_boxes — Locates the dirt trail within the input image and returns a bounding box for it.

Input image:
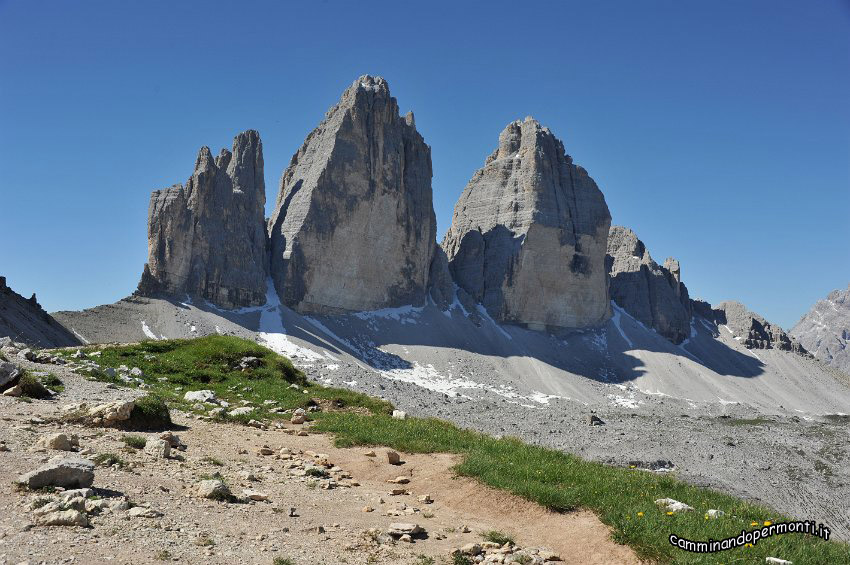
[0,358,640,564]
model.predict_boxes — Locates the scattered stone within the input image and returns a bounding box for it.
[144,438,171,459]
[128,506,163,518]
[460,543,482,555]
[392,410,407,420]
[387,476,410,484]
[35,433,77,452]
[229,407,254,417]
[387,523,423,537]
[159,431,186,450]
[587,414,604,426]
[0,361,21,388]
[362,506,374,513]
[417,494,433,504]
[16,458,95,489]
[706,509,725,519]
[765,558,793,565]
[34,509,89,527]
[86,400,135,426]
[184,390,218,404]
[364,450,376,457]
[196,480,231,501]
[242,489,269,501]
[655,498,694,513]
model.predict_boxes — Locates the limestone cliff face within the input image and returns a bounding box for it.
[267,76,437,314]
[442,117,611,330]
[137,130,267,308]
[791,284,850,373]
[606,226,692,344]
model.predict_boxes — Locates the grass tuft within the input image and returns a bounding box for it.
[92,452,126,468]
[124,395,172,431]
[482,530,514,546]
[122,434,147,449]
[16,373,53,399]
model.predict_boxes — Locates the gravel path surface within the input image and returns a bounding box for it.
[0,357,636,565]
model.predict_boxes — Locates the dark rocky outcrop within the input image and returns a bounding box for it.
[137,130,267,309]
[791,284,850,373]
[606,226,692,343]
[714,301,807,354]
[267,76,437,314]
[442,117,611,330]
[0,276,80,347]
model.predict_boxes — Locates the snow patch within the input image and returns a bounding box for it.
[380,362,484,397]
[257,279,325,362]
[611,304,634,348]
[353,304,424,324]
[141,321,159,341]
[476,304,512,340]
[71,328,90,345]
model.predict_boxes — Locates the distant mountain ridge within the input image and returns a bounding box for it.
[791,284,850,374]
[0,276,80,348]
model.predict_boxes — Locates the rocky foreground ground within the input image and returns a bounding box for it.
[0,354,637,565]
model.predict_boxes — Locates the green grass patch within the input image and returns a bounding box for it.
[72,336,391,420]
[125,394,172,430]
[201,456,224,466]
[272,558,295,565]
[122,434,147,449]
[92,452,126,468]
[313,413,850,564]
[39,373,64,393]
[481,530,514,546]
[16,372,53,399]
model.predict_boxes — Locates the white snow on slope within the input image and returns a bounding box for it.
[71,328,90,344]
[256,280,325,362]
[141,321,159,340]
[611,304,633,348]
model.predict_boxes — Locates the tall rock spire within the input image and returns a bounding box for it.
[267,75,437,314]
[442,117,612,330]
[137,130,268,308]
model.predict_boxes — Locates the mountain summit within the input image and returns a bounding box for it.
[442,117,611,330]
[267,75,438,314]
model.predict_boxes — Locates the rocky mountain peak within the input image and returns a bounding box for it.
[442,118,611,330]
[267,76,436,314]
[715,301,807,354]
[137,130,267,309]
[791,283,850,373]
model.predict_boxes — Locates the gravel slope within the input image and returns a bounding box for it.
[53,293,850,539]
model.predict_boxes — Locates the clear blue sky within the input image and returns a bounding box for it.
[1,0,848,329]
